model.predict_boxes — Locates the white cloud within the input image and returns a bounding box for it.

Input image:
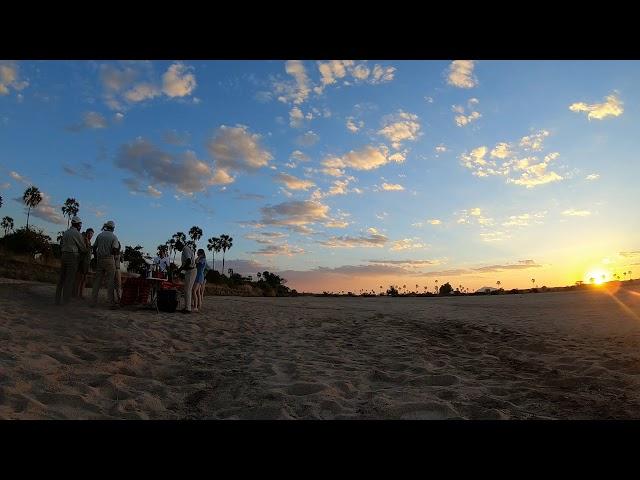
[562,209,591,217]
[380,182,405,191]
[99,62,197,111]
[0,61,29,96]
[428,219,442,225]
[276,173,315,191]
[207,125,272,182]
[586,173,600,181]
[346,117,364,133]
[260,200,330,230]
[390,238,428,251]
[320,227,388,248]
[447,60,477,88]
[161,63,197,98]
[289,107,305,128]
[322,145,398,174]
[378,111,421,149]
[116,138,230,195]
[68,111,108,132]
[315,61,395,94]
[460,130,563,188]
[453,98,481,127]
[435,144,447,153]
[273,60,311,105]
[569,93,623,120]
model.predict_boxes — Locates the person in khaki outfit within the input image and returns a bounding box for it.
[90,220,120,308]
[55,216,88,305]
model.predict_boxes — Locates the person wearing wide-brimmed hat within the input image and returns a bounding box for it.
[55,215,88,305]
[90,220,120,307]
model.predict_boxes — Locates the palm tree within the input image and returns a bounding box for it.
[188,226,203,249]
[496,280,501,289]
[23,186,42,230]
[531,278,535,289]
[629,270,633,281]
[434,280,438,294]
[1,216,14,236]
[171,231,186,261]
[207,236,220,272]
[61,197,80,227]
[257,272,262,281]
[219,234,233,274]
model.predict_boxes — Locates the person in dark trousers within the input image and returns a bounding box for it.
[55,216,87,305]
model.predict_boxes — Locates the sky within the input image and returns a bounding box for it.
[1,60,639,293]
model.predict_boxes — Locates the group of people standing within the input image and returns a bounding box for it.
[56,221,209,313]
[55,216,122,308]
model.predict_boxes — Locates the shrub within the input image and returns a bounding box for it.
[0,227,52,257]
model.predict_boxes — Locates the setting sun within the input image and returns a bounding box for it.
[585,269,610,285]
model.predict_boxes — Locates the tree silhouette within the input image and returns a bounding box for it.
[531,278,535,288]
[56,231,64,243]
[171,232,186,262]
[207,236,221,272]
[1,216,14,236]
[23,186,42,230]
[589,277,595,284]
[0,194,3,208]
[61,198,80,227]
[188,226,203,249]
[219,234,233,274]
[496,280,501,289]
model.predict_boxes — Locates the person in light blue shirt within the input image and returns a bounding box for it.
[192,249,207,312]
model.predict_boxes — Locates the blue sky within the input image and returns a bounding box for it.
[1,60,639,292]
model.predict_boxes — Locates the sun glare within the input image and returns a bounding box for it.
[585,269,610,285]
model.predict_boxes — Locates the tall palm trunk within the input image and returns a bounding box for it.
[26,207,31,230]
[222,249,226,274]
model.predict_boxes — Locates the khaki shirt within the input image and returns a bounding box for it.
[61,227,88,254]
[94,230,119,258]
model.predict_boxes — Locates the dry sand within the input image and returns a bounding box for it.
[2,278,640,419]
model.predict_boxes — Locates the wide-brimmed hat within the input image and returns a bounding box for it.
[71,215,82,224]
[105,220,115,229]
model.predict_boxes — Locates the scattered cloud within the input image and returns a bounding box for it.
[10,171,30,185]
[502,211,546,227]
[619,251,640,258]
[320,227,388,248]
[161,63,197,98]
[346,117,364,133]
[378,111,421,149]
[380,182,405,191]
[453,99,481,127]
[586,173,600,181]
[460,130,563,188]
[479,231,511,242]
[435,144,447,153]
[250,243,305,256]
[0,61,29,96]
[115,138,229,195]
[390,238,428,251]
[562,209,591,217]
[314,60,395,95]
[99,62,197,111]
[447,60,477,89]
[428,219,442,225]
[275,172,315,191]
[321,145,403,176]
[67,111,109,132]
[207,124,273,183]
[472,260,542,273]
[569,92,623,120]
[260,200,330,230]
